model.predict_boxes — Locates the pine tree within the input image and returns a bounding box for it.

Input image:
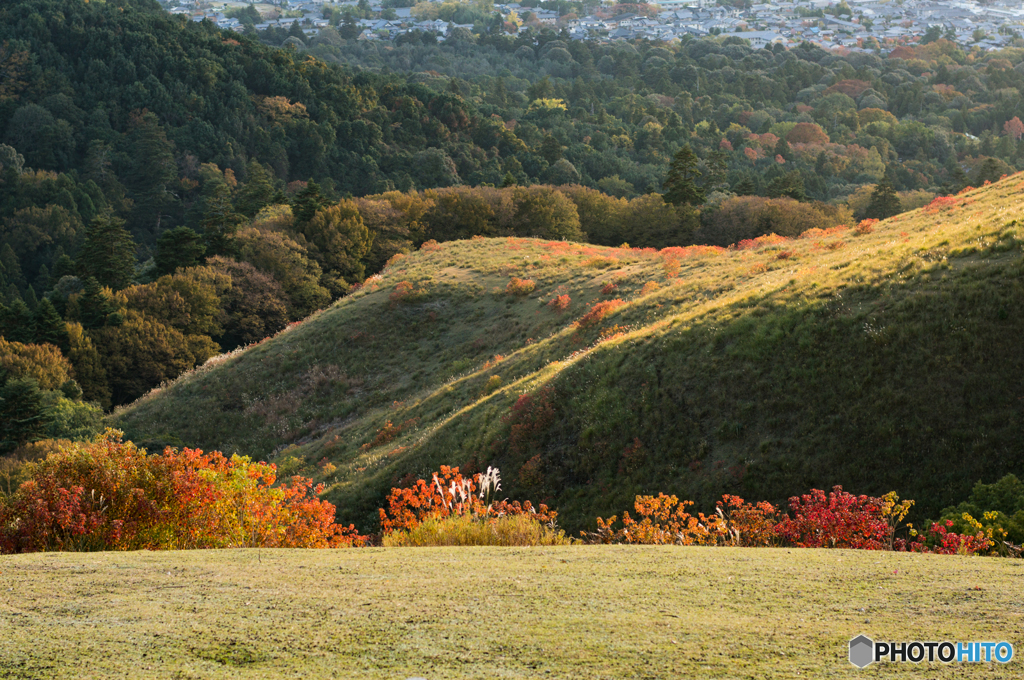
[155,226,206,276]
[78,211,137,290]
[0,243,25,291]
[292,180,328,226]
[773,136,792,161]
[0,378,50,453]
[32,297,69,353]
[76,277,123,330]
[234,161,276,218]
[126,112,177,237]
[865,174,901,220]
[50,253,76,283]
[540,135,563,165]
[733,176,757,196]
[0,298,33,343]
[201,185,246,257]
[662,145,706,207]
[766,171,807,201]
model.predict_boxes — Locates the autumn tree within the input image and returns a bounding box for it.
[509,186,584,241]
[234,228,331,318]
[299,201,374,293]
[1003,117,1024,141]
[420,188,498,242]
[66,322,110,408]
[0,337,73,390]
[119,267,230,338]
[207,257,290,349]
[91,310,219,406]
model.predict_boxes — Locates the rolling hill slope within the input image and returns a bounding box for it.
[113,178,1024,532]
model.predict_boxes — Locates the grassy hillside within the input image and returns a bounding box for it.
[2,547,1021,678]
[113,177,1024,532]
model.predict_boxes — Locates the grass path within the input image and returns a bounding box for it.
[1,547,1022,678]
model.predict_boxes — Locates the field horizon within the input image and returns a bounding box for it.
[2,546,1022,678]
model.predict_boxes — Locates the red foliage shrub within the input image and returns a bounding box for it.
[360,418,418,452]
[389,281,414,306]
[0,431,364,553]
[775,486,887,549]
[419,239,441,252]
[735,233,790,250]
[600,282,618,295]
[899,520,993,555]
[799,225,848,239]
[547,294,571,312]
[574,299,625,331]
[924,192,974,214]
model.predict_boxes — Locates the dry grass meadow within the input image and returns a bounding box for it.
[1,546,1022,679]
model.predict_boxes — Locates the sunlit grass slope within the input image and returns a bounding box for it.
[114,177,1024,532]
[1,547,1021,679]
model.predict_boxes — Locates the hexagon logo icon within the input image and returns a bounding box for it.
[849,634,874,668]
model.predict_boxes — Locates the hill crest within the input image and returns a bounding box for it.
[114,177,1024,531]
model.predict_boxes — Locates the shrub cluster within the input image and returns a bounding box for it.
[0,430,364,553]
[378,465,564,546]
[583,486,1006,556]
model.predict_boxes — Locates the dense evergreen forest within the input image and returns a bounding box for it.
[4,0,1024,448]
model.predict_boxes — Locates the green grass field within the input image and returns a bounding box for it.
[1,547,1021,679]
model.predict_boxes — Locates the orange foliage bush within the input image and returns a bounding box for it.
[378,465,555,533]
[586,493,727,545]
[716,495,779,547]
[799,225,848,239]
[0,431,364,553]
[506,277,536,295]
[735,233,790,250]
[855,218,878,235]
[574,299,625,331]
[639,281,661,296]
[547,294,571,312]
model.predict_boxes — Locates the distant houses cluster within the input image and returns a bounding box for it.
[165,0,1024,52]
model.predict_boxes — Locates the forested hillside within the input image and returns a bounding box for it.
[3,0,1024,473]
[288,24,1024,199]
